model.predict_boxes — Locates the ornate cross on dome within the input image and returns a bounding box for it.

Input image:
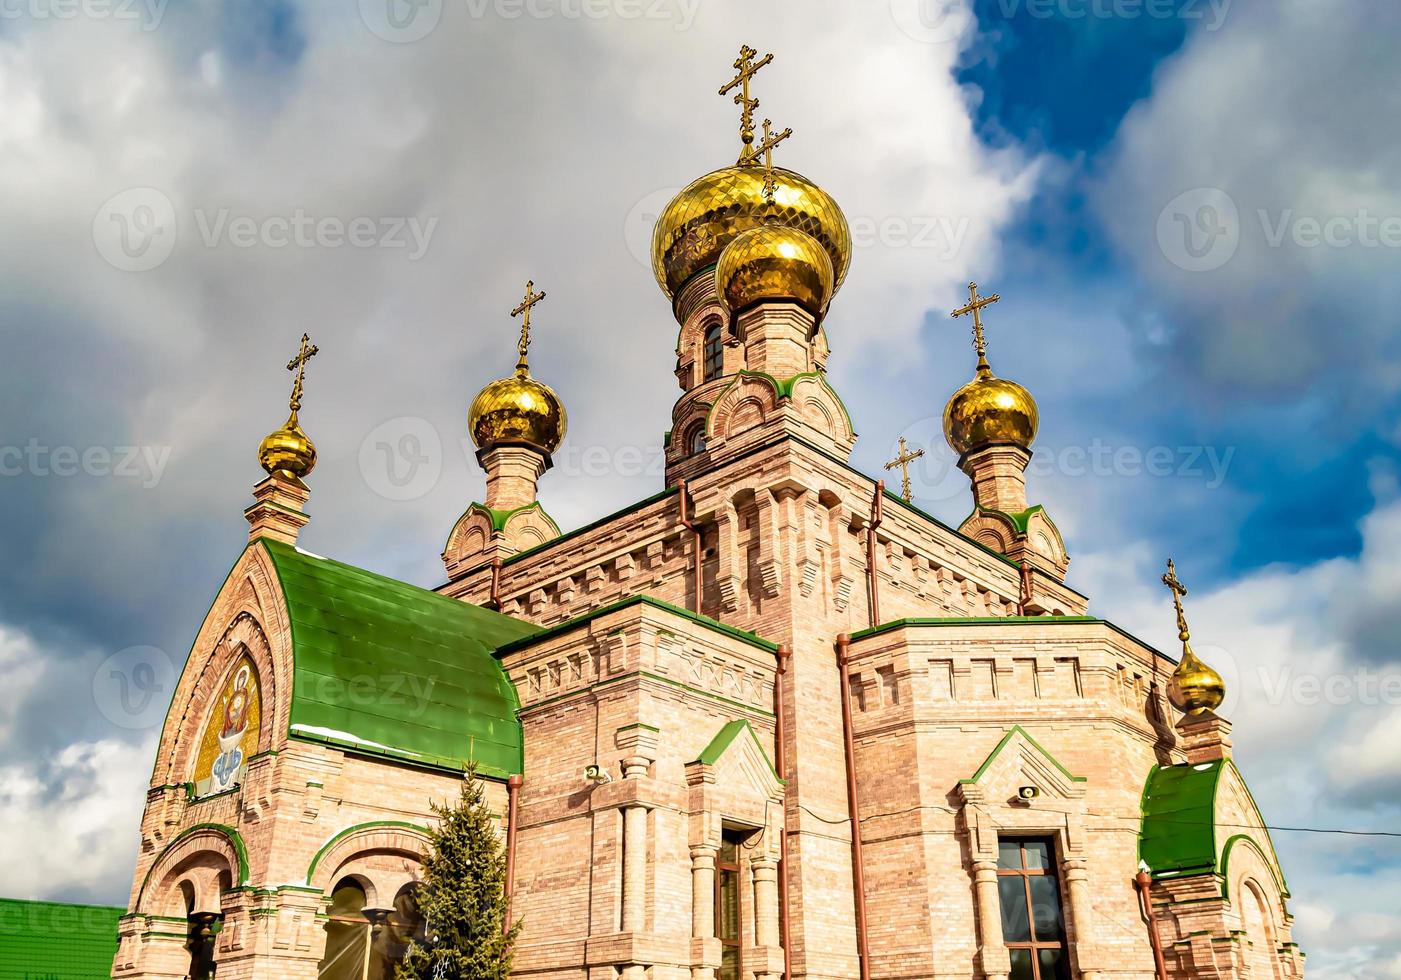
[951,281,1000,375]
[285,333,318,414]
[719,45,774,165]
[511,279,547,368]
[756,117,793,204]
[1162,558,1192,643]
[884,436,925,502]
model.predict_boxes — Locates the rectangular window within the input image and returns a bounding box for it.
[716,828,746,980]
[996,839,1070,980]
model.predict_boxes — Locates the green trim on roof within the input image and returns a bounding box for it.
[1139,760,1226,880]
[1220,835,1290,902]
[498,486,680,569]
[135,823,249,909]
[964,503,1046,535]
[257,538,538,779]
[442,501,557,551]
[692,719,781,782]
[494,594,778,658]
[305,820,431,885]
[0,898,123,979]
[848,615,1170,661]
[702,371,854,434]
[959,725,1087,785]
[880,489,1023,571]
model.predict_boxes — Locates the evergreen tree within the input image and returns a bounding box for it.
[397,767,521,980]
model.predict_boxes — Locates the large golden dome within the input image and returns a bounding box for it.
[259,412,316,481]
[469,366,567,454]
[943,368,1039,456]
[716,223,835,320]
[652,165,851,302]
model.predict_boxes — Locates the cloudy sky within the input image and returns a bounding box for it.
[2,0,1399,974]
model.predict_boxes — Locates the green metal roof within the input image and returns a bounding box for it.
[1139,759,1226,879]
[258,538,539,779]
[0,898,121,979]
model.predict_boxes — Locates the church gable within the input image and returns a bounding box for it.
[959,725,1087,803]
[689,719,784,801]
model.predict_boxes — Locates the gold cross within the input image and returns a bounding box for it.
[719,45,774,165]
[755,117,793,204]
[284,333,318,414]
[511,279,547,367]
[1162,558,1192,643]
[950,281,1000,374]
[884,437,926,502]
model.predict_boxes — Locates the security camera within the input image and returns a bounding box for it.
[1017,785,1041,801]
[584,764,613,784]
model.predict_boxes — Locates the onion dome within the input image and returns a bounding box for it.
[259,413,317,481]
[1162,559,1226,715]
[716,222,835,320]
[943,369,1040,456]
[652,164,851,303]
[468,365,567,455]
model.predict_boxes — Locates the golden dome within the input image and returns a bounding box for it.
[716,223,835,320]
[943,367,1039,456]
[259,412,316,481]
[469,365,567,454]
[652,165,851,302]
[1167,645,1226,715]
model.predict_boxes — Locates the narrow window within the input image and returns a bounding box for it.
[703,323,725,382]
[689,424,707,455]
[318,879,369,980]
[996,839,1070,980]
[715,828,746,980]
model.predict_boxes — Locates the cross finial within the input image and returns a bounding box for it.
[755,117,793,206]
[1162,558,1191,643]
[719,45,775,166]
[511,279,547,373]
[884,436,926,502]
[285,333,318,415]
[950,281,1001,376]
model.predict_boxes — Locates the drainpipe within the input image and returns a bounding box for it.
[489,557,503,611]
[865,482,885,629]
[835,634,871,980]
[1018,563,1034,616]
[1134,871,1169,980]
[774,644,793,980]
[504,773,523,934]
[678,479,703,615]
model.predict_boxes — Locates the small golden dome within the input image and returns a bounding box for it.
[259,412,316,481]
[943,368,1040,456]
[469,365,567,454]
[1168,645,1226,715]
[652,165,850,302]
[716,223,835,320]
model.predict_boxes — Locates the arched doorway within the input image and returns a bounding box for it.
[317,878,426,979]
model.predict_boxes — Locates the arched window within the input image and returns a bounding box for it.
[689,424,707,455]
[317,878,426,980]
[703,322,724,382]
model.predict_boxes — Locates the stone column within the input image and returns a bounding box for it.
[621,752,651,935]
[691,843,719,980]
[973,858,1010,980]
[1061,857,1103,980]
[751,856,780,948]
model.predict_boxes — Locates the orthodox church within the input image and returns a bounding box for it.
[114,48,1303,980]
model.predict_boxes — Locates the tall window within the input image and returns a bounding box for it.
[703,323,725,382]
[715,829,746,980]
[996,839,1070,980]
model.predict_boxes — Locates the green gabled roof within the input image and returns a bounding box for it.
[1139,759,1226,879]
[0,898,122,979]
[972,503,1045,535]
[258,538,539,779]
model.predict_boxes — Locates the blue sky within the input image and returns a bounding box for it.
[1,0,1399,975]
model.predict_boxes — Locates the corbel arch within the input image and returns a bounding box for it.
[306,822,432,906]
[135,823,248,916]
